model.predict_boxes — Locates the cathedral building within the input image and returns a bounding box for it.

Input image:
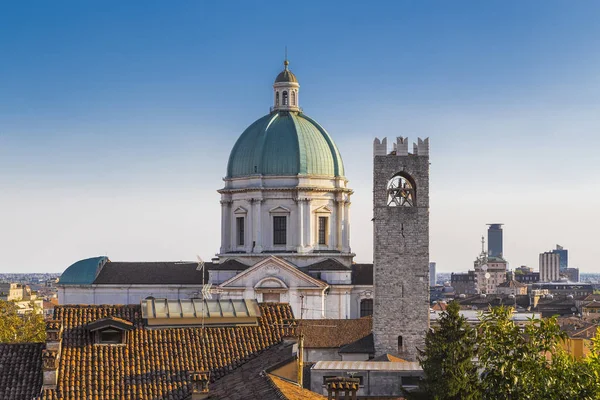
[58,60,374,320]
[56,60,431,361]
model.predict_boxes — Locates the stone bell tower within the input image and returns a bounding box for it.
[372,136,430,361]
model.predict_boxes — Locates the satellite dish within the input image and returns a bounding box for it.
[485,273,491,279]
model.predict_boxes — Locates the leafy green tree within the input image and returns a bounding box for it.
[477,306,599,400]
[0,299,46,343]
[407,301,480,400]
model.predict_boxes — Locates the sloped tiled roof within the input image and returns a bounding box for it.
[305,259,350,271]
[38,303,293,400]
[300,317,372,348]
[497,280,527,288]
[210,259,251,271]
[93,261,209,284]
[338,333,374,354]
[0,343,44,400]
[558,317,599,339]
[372,354,409,362]
[351,264,373,285]
[266,373,327,399]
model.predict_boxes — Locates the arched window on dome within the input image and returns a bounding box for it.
[282,91,288,106]
[291,91,296,106]
[275,91,279,106]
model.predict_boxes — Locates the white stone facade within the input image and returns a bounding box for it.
[59,255,375,320]
[218,175,353,266]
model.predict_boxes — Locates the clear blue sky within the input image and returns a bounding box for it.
[1,1,599,273]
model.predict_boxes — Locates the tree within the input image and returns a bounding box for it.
[407,301,480,400]
[0,300,46,343]
[477,306,600,400]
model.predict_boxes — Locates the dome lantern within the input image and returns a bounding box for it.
[273,59,300,112]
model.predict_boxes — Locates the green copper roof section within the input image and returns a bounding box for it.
[226,112,345,179]
[59,256,108,285]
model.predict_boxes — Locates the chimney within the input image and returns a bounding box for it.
[190,371,210,400]
[42,320,63,390]
[326,377,360,400]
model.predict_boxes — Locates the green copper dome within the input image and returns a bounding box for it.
[227,111,345,178]
[59,256,108,285]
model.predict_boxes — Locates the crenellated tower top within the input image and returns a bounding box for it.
[373,137,429,157]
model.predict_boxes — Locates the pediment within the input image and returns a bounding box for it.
[219,256,327,289]
[234,206,248,214]
[314,205,332,214]
[269,206,291,214]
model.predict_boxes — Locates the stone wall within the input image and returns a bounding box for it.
[372,137,430,361]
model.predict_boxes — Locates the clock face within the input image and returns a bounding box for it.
[387,175,415,207]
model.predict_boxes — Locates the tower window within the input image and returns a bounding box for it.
[275,92,279,106]
[360,299,373,317]
[236,217,245,246]
[387,174,415,207]
[273,216,287,245]
[318,216,328,245]
[291,91,296,106]
[398,335,403,351]
[282,91,288,106]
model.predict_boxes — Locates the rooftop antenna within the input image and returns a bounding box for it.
[197,255,208,371]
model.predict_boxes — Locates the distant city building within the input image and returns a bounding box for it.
[487,223,503,258]
[0,283,23,301]
[451,271,477,295]
[475,256,507,294]
[496,279,528,296]
[514,272,540,284]
[531,282,593,297]
[540,251,560,282]
[516,265,533,275]
[552,244,568,272]
[564,267,580,283]
[0,283,36,302]
[429,262,436,287]
[473,235,507,294]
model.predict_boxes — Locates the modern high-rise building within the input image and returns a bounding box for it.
[429,262,437,287]
[487,223,503,258]
[539,251,560,282]
[552,244,568,272]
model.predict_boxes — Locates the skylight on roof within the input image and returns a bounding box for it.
[141,298,262,327]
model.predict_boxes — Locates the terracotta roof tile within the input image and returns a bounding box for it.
[338,334,374,354]
[37,303,293,400]
[299,317,372,348]
[266,373,327,399]
[0,343,44,400]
